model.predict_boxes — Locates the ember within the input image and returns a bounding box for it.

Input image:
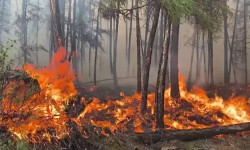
[0,48,250,143]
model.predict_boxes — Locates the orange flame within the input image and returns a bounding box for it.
[1,47,76,142]
[1,47,250,142]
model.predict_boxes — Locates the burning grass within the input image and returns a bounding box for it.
[0,47,250,144]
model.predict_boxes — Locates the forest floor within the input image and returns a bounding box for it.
[88,133,250,150]
[1,80,250,150]
[1,126,250,150]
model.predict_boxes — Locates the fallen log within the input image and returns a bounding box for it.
[130,122,250,144]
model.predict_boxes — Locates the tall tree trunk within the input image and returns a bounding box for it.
[208,0,214,85]
[49,23,54,60]
[88,2,93,77]
[0,0,6,43]
[88,49,91,77]
[195,29,200,81]
[112,2,120,89]
[170,20,180,99]
[229,0,239,84]
[65,0,71,55]
[142,0,150,71]
[22,0,27,63]
[244,0,248,86]
[224,0,229,84]
[141,1,161,115]
[35,0,39,66]
[135,0,142,93]
[126,19,128,57]
[208,30,214,85]
[109,17,113,74]
[94,9,100,86]
[68,0,77,73]
[80,31,86,75]
[155,16,171,129]
[158,10,164,63]
[50,0,63,52]
[127,0,134,73]
[154,25,159,65]
[99,15,103,73]
[187,26,196,90]
[59,0,65,45]
[202,32,208,82]
[78,0,86,75]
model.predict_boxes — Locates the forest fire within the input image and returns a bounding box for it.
[0,47,76,142]
[1,48,250,143]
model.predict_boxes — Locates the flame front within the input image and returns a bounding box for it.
[1,48,250,142]
[0,47,77,142]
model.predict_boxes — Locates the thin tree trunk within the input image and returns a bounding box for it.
[50,0,63,52]
[22,0,27,63]
[224,0,229,84]
[59,0,65,45]
[99,15,103,73]
[81,36,86,75]
[187,27,196,90]
[202,32,208,82]
[244,0,248,85]
[88,1,93,77]
[89,20,93,77]
[155,16,171,128]
[135,0,142,93]
[127,0,134,73]
[109,17,113,74]
[78,0,85,75]
[154,25,159,65]
[141,1,161,115]
[227,31,237,83]
[195,29,200,81]
[159,9,164,62]
[112,2,120,89]
[68,0,77,72]
[126,19,128,57]
[208,30,214,85]
[142,0,150,71]
[65,0,71,55]
[208,0,214,85]
[35,0,39,66]
[0,0,6,43]
[170,20,180,99]
[49,23,54,60]
[229,0,239,83]
[94,9,100,86]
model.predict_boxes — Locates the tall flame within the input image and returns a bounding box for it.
[1,47,77,142]
[1,47,250,142]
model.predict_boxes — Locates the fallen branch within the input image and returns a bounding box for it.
[130,122,250,144]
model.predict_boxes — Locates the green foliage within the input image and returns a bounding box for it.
[0,40,15,73]
[99,0,128,19]
[161,0,194,22]
[0,139,30,150]
[160,0,231,33]
[193,0,232,32]
[0,40,15,102]
[0,139,15,150]
[16,141,29,150]
[105,137,120,149]
[101,0,127,8]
